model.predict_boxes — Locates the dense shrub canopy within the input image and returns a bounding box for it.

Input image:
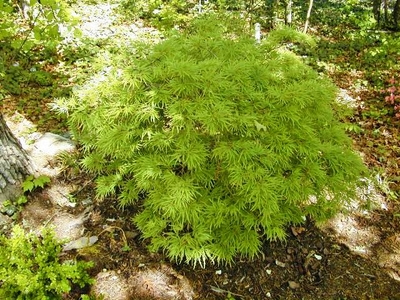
[69,16,366,265]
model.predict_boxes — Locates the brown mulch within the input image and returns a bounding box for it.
[65,187,400,300]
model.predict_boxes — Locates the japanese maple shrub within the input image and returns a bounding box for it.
[69,16,366,265]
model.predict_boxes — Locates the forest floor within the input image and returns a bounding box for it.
[3,2,400,299]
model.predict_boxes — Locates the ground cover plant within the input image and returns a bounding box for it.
[68,15,366,265]
[0,225,93,299]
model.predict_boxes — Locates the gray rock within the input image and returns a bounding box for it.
[51,209,91,241]
[63,236,98,251]
[337,88,357,108]
[130,264,195,300]
[33,132,75,157]
[92,265,195,300]
[27,132,76,177]
[45,183,77,208]
[0,213,12,226]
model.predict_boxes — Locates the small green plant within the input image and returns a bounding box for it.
[21,175,51,193]
[56,150,83,177]
[0,225,94,299]
[343,123,364,134]
[372,170,398,201]
[80,294,104,300]
[69,16,366,265]
[226,293,236,300]
[0,175,51,217]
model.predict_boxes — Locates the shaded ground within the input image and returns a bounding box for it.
[64,179,400,299]
[2,2,400,300]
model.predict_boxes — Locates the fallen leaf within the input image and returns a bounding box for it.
[288,281,300,289]
[291,226,306,236]
[275,260,285,268]
[314,254,322,260]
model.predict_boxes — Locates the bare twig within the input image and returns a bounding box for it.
[98,225,128,246]
[209,285,245,297]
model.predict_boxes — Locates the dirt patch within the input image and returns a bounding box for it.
[20,192,55,230]
[20,192,90,241]
[92,270,131,300]
[129,264,195,300]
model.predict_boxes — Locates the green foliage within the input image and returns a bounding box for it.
[0,0,77,53]
[311,0,373,30]
[119,0,197,30]
[265,26,316,48]
[225,293,236,300]
[69,15,366,265]
[0,0,79,98]
[80,294,104,300]
[22,175,51,192]
[118,0,294,30]
[307,29,400,89]
[0,175,51,218]
[0,225,94,299]
[120,0,388,31]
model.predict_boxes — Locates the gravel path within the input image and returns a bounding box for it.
[61,2,160,45]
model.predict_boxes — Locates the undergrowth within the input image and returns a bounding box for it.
[0,225,93,299]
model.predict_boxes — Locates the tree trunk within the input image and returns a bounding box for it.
[0,114,33,203]
[303,0,314,33]
[383,0,388,25]
[273,0,280,28]
[286,0,292,26]
[394,0,400,30]
[373,0,381,26]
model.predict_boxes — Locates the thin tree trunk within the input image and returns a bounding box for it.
[286,0,292,26]
[0,114,33,203]
[273,0,280,28]
[383,0,389,24]
[373,0,381,26]
[394,0,400,30]
[304,0,314,33]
